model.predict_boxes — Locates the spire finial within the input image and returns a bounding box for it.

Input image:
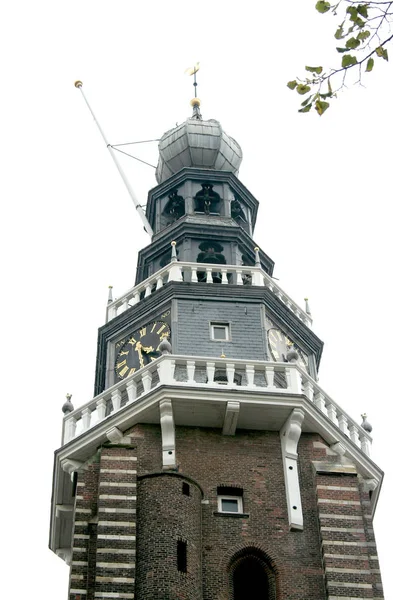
[62,393,74,415]
[254,247,261,268]
[171,240,178,262]
[304,297,311,316]
[107,285,113,304]
[185,63,202,120]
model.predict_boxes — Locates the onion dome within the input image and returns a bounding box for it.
[155,98,243,184]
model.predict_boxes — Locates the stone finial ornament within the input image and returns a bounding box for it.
[158,338,172,355]
[361,413,372,433]
[171,241,177,262]
[62,393,74,415]
[304,298,311,317]
[254,247,261,268]
[286,349,299,363]
[107,285,113,304]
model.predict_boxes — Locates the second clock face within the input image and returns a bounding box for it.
[115,320,171,381]
[268,327,308,371]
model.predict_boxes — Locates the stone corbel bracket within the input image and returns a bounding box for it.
[61,458,83,481]
[105,426,131,445]
[160,399,176,469]
[280,408,305,531]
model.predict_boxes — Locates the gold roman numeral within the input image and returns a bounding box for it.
[119,350,129,356]
[128,368,136,376]
[128,337,137,346]
[157,324,166,335]
[118,365,129,377]
[139,327,146,337]
[117,360,127,369]
[150,322,157,333]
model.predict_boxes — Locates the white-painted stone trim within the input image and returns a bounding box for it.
[72,561,88,566]
[223,401,240,436]
[99,508,136,514]
[75,508,92,514]
[96,548,135,555]
[96,562,135,569]
[100,469,136,475]
[96,577,135,583]
[74,534,90,540]
[327,582,372,589]
[100,456,137,462]
[71,574,84,580]
[160,398,176,469]
[318,498,361,506]
[95,593,134,599]
[322,540,376,547]
[72,547,87,553]
[97,534,136,541]
[319,514,363,521]
[280,408,305,530]
[321,527,365,533]
[70,590,87,595]
[99,482,136,488]
[325,567,371,574]
[317,485,357,491]
[98,521,135,527]
[324,553,372,560]
[98,495,136,501]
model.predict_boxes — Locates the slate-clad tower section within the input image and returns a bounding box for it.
[50,97,385,599]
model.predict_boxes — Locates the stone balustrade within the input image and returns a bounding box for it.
[106,261,312,327]
[62,355,371,456]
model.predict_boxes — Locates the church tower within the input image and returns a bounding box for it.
[49,93,385,599]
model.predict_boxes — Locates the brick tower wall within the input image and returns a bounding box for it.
[136,473,203,600]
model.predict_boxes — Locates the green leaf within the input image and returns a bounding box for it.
[342,54,358,67]
[336,47,350,53]
[355,17,365,27]
[357,4,368,18]
[315,0,330,13]
[287,80,298,90]
[366,57,374,72]
[296,84,311,95]
[345,37,361,49]
[334,27,344,39]
[315,100,330,116]
[305,66,323,74]
[376,46,388,61]
[357,30,370,42]
[347,6,358,20]
[300,95,313,106]
[320,92,333,99]
[298,104,312,113]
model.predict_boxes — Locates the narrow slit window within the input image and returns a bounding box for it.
[182,482,190,496]
[177,539,187,573]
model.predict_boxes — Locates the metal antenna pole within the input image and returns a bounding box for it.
[74,81,153,238]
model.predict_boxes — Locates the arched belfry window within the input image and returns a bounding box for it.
[194,183,221,214]
[231,198,247,225]
[197,241,226,283]
[229,549,277,600]
[161,190,185,228]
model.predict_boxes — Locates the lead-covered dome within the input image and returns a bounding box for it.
[155,102,243,184]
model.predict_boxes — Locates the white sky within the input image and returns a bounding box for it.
[1,1,392,598]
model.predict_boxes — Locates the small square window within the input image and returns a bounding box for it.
[218,495,243,513]
[210,322,230,341]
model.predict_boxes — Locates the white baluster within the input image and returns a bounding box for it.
[186,360,196,383]
[314,392,325,413]
[126,379,137,403]
[206,361,215,383]
[226,363,235,385]
[107,305,117,321]
[191,267,198,283]
[82,408,91,432]
[142,370,153,393]
[96,398,107,422]
[134,291,140,304]
[121,299,128,313]
[206,268,213,283]
[326,403,338,426]
[236,269,243,285]
[337,414,349,437]
[263,276,274,291]
[157,358,176,384]
[302,379,314,401]
[285,366,301,393]
[359,434,371,456]
[111,389,122,412]
[156,275,163,289]
[349,424,359,445]
[221,269,228,284]
[66,416,77,442]
[251,269,263,286]
[145,283,152,297]
[265,365,275,388]
[245,364,255,387]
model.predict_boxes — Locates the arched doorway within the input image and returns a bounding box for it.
[230,549,276,600]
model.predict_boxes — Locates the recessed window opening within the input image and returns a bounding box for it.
[182,482,190,496]
[177,539,187,573]
[217,486,243,513]
[211,322,230,341]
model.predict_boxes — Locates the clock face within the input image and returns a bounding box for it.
[114,319,171,381]
[267,327,308,371]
